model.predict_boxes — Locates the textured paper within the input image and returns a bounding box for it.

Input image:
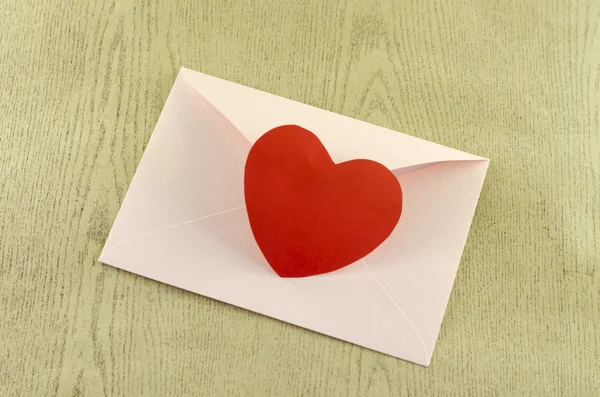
[99,67,489,366]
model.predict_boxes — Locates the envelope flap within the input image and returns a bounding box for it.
[100,207,432,365]
[180,68,484,171]
[101,75,250,252]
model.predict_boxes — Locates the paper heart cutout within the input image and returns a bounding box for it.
[244,125,402,277]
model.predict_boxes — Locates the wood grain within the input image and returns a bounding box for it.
[1,0,599,395]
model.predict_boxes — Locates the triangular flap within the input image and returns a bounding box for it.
[100,207,431,365]
[365,159,489,360]
[101,76,250,253]
[180,68,485,171]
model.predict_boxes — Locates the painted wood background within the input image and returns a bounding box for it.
[1,0,598,395]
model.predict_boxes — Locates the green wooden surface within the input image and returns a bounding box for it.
[1,0,599,395]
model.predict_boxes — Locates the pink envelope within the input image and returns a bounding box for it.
[99,67,489,366]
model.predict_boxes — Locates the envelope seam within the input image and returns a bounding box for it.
[391,159,489,177]
[360,259,429,364]
[101,205,247,258]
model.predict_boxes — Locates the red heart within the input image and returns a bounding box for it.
[244,125,402,278]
